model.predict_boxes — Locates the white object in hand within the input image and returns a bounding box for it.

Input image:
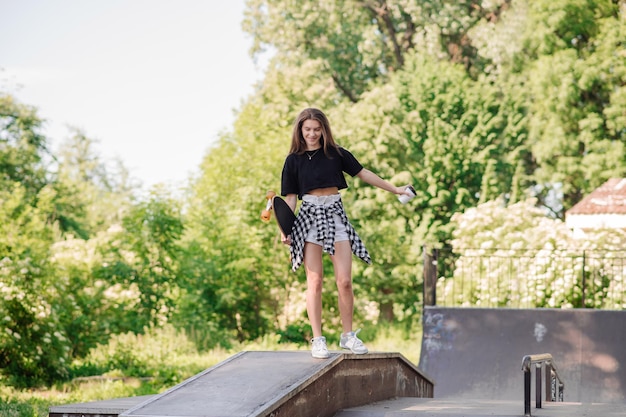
[398,186,416,204]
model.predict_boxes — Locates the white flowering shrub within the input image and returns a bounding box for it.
[0,185,71,386]
[437,198,626,308]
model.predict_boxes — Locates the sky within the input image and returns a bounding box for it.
[0,0,267,191]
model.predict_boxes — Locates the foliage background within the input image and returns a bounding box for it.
[1,0,625,393]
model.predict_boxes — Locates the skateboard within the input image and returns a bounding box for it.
[261,190,296,237]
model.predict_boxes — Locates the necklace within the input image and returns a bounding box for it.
[305,149,320,160]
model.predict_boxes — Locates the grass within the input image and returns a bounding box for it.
[0,324,422,417]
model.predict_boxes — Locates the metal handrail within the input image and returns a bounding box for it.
[521,353,564,416]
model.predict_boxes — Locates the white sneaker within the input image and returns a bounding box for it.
[340,329,368,354]
[311,336,330,359]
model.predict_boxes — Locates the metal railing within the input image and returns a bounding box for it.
[423,246,626,309]
[521,353,564,416]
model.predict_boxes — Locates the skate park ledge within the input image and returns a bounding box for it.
[49,350,434,417]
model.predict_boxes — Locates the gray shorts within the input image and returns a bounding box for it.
[301,194,350,244]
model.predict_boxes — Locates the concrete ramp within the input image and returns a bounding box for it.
[121,351,433,417]
[418,307,626,403]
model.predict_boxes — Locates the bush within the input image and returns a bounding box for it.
[69,325,219,387]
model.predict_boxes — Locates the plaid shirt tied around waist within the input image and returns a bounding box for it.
[289,198,371,271]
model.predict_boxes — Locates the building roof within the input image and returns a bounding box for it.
[567,178,626,215]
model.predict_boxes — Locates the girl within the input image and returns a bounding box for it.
[281,108,413,359]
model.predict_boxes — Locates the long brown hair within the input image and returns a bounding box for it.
[289,108,341,156]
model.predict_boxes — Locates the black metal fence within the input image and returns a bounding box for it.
[423,246,626,309]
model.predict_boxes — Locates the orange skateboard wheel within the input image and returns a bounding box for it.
[261,191,277,222]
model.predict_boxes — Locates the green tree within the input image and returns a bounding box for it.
[0,95,71,386]
[243,0,509,101]
[0,183,71,386]
[51,186,185,358]
[0,94,49,200]
[100,187,185,331]
[518,0,626,213]
[326,52,528,321]
[0,93,180,385]
[51,128,135,238]
[180,136,275,344]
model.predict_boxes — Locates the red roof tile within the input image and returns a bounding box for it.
[567,178,626,215]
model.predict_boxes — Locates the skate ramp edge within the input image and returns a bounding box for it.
[418,306,626,403]
[114,351,433,417]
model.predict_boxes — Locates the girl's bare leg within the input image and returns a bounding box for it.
[330,240,354,334]
[303,242,324,338]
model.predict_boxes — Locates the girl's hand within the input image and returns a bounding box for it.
[281,233,292,246]
[395,185,414,196]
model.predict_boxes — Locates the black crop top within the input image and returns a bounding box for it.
[281,146,363,199]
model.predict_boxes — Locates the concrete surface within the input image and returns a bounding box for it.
[49,395,154,417]
[419,307,626,403]
[334,397,626,416]
[50,307,626,417]
[119,351,432,417]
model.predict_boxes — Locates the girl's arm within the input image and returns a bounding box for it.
[281,193,298,245]
[356,169,412,196]
[284,193,297,212]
